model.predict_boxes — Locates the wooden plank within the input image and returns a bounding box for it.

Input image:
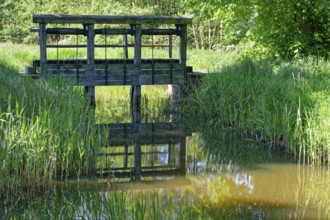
[141,63,181,70]
[33,14,193,25]
[99,151,169,157]
[139,75,184,85]
[33,58,180,66]
[142,29,180,36]
[42,61,181,71]
[96,28,132,35]
[46,28,85,35]
[45,71,184,86]
[140,69,182,76]
[96,168,181,178]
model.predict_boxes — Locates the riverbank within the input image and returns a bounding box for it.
[182,57,330,166]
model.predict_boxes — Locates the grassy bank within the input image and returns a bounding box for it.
[0,44,106,197]
[182,57,330,165]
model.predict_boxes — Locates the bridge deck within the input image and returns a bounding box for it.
[31,58,185,85]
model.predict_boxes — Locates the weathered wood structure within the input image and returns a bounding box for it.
[97,123,191,181]
[30,14,192,107]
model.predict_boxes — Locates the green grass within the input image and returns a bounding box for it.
[182,56,330,166]
[0,44,107,196]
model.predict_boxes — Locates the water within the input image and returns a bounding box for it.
[2,99,330,219]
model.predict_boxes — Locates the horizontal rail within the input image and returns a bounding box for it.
[33,14,192,25]
[97,165,179,171]
[32,28,181,36]
[33,58,180,66]
[46,44,170,48]
[98,151,169,157]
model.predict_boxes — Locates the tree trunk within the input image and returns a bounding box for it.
[200,24,205,50]
[192,23,200,49]
[208,19,211,50]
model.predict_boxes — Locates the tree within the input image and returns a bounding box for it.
[184,0,330,58]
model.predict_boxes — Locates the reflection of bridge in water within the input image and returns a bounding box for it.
[97,123,191,181]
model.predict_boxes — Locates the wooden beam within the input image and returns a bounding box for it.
[39,23,47,75]
[33,14,192,25]
[46,44,169,48]
[46,28,85,35]
[179,137,186,175]
[178,25,187,80]
[131,24,142,122]
[86,24,95,106]
[134,143,141,181]
[33,58,180,66]
[45,28,180,36]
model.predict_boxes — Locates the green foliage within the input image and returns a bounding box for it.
[0,0,183,44]
[184,0,330,58]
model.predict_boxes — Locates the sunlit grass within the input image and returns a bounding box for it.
[182,57,330,166]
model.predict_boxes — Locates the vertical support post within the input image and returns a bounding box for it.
[124,145,128,169]
[123,34,128,85]
[168,35,173,59]
[168,144,172,165]
[168,35,173,84]
[131,24,142,122]
[134,143,142,181]
[179,24,187,82]
[179,137,187,175]
[86,24,95,106]
[39,23,47,75]
[123,34,129,59]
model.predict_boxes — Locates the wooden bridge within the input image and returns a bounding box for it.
[27,14,194,107]
[97,122,191,181]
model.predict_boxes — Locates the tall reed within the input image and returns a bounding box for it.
[182,57,330,165]
[0,44,106,197]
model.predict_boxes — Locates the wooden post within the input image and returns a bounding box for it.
[168,35,172,59]
[39,23,47,75]
[179,137,186,175]
[86,24,95,106]
[134,143,142,181]
[123,34,128,59]
[168,144,172,165]
[179,25,187,81]
[123,34,128,85]
[124,145,128,169]
[131,24,142,122]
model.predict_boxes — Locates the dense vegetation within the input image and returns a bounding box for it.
[1,0,329,59]
[182,57,330,165]
[0,45,106,195]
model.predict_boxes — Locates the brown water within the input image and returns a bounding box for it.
[60,127,330,218]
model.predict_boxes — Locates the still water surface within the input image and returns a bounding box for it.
[4,95,330,219]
